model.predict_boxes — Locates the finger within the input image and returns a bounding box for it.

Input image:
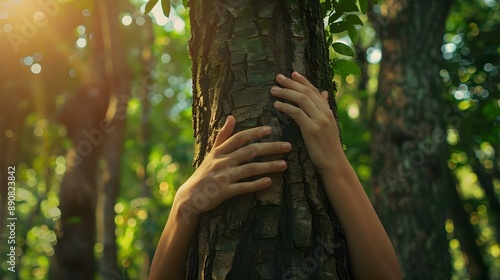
[229,141,292,163]
[213,115,235,149]
[321,91,329,102]
[276,73,323,108]
[216,125,272,155]
[226,177,272,196]
[273,101,311,128]
[230,160,287,182]
[291,71,318,92]
[271,86,319,118]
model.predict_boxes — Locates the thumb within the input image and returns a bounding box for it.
[213,115,235,148]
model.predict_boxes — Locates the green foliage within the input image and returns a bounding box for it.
[440,1,500,277]
[335,59,361,75]
[148,0,366,76]
[145,0,187,15]
[332,42,355,56]
[145,0,158,14]
[321,0,369,76]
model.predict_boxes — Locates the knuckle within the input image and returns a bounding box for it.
[298,94,309,103]
[233,131,245,143]
[245,163,258,174]
[288,107,301,117]
[246,144,260,159]
[213,172,230,184]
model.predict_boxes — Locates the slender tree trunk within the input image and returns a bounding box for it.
[53,1,110,278]
[96,0,132,277]
[369,0,453,278]
[53,83,108,279]
[186,0,352,279]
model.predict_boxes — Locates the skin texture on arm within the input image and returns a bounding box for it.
[272,72,402,280]
[149,116,292,280]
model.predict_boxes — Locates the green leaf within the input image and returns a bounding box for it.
[321,0,332,17]
[330,21,352,33]
[359,0,368,14]
[145,0,159,14]
[326,35,333,46]
[332,0,341,13]
[333,42,355,56]
[332,64,350,77]
[182,0,188,7]
[346,14,363,26]
[161,0,171,17]
[340,0,359,12]
[348,26,359,44]
[329,12,342,24]
[336,59,361,75]
[372,0,379,4]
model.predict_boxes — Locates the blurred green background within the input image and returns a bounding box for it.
[0,0,498,279]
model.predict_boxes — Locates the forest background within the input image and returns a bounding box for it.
[0,0,498,279]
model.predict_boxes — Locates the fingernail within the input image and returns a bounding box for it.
[274,101,281,107]
[263,126,272,133]
[278,161,287,169]
[271,86,280,93]
[276,74,286,81]
[282,143,291,150]
[261,177,272,186]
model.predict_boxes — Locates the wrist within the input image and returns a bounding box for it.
[171,190,201,226]
[316,147,350,177]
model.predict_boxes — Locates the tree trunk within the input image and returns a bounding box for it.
[369,0,453,278]
[186,0,352,279]
[53,0,110,278]
[95,0,132,278]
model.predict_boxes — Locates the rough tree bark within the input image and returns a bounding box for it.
[186,0,352,279]
[369,0,453,279]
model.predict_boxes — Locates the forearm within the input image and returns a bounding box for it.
[320,151,402,280]
[149,200,198,280]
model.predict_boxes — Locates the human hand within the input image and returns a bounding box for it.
[174,115,291,221]
[271,72,343,175]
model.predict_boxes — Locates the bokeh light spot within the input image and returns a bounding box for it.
[3,23,13,32]
[161,53,171,63]
[121,14,132,26]
[136,16,145,26]
[76,38,87,48]
[76,25,86,35]
[33,11,45,22]
[347,105,360,119]
[366,47,382,64]
[31,63,42,74]
[82,9,91,17]
[23,56,34,66]
[33,126,43,136]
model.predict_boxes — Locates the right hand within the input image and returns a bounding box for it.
[174,115,291,220]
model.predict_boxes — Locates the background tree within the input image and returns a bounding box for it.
[368,0,454,278]
[53,0,133,278]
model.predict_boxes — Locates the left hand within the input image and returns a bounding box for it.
[271,72,344,175]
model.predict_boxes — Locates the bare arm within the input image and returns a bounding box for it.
[272,72,402,280]
[149,116,291,279]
